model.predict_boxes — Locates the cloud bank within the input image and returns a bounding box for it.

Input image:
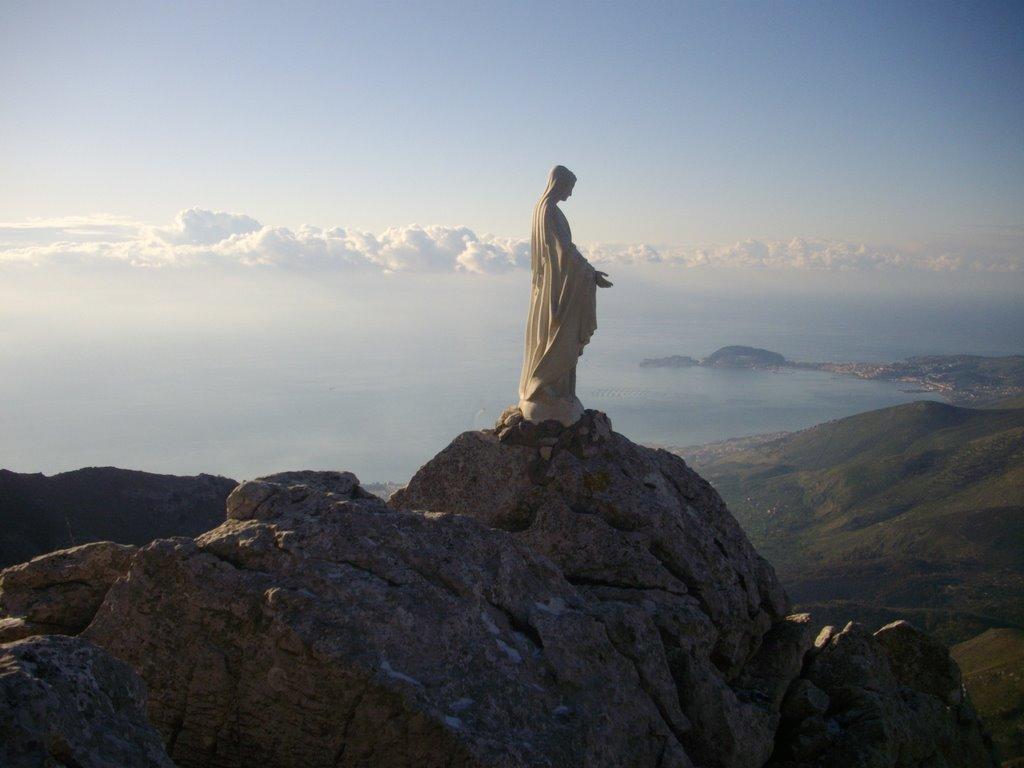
[1,208,1019,273]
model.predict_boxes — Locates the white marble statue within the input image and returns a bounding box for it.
[518,166,613,425]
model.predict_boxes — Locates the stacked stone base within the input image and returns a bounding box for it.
[493,405,612,461]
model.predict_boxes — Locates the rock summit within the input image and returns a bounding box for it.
[0,412,999,767]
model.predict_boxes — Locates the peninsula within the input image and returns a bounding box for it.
[640,346,1024,406]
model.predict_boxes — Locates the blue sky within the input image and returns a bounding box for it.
[1,0,1021,269]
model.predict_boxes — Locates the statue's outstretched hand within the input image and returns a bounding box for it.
[595,271,613,288]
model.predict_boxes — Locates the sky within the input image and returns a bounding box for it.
[1,0,1022,272]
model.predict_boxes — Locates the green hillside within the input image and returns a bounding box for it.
[688,400,1024,642]
[687,400,1024,763]
[952,629,1024,766]
[990,395,1024,410]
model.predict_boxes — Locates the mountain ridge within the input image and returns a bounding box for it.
[0,466,236,568]
[642,348,1024,405]
[684,399,1024,642]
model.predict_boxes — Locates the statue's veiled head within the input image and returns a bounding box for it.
[544,165,577,202]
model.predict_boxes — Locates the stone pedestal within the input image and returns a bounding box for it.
[518,395,584,427]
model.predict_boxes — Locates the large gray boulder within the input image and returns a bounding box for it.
[0,541,136,642]
[0,634,173,768]
[770,621,998,767]
[392,410,804,768]
[84,470,692,768]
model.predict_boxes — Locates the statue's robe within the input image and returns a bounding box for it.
[518,188,597,425]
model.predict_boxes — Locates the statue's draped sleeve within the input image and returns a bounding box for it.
[518,198,598,405]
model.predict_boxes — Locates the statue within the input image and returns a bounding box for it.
[518,166,613,426]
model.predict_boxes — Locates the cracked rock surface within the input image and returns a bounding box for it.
[769,620,998,767]
[0,541,136,642]
[84,469,692,768]
[0,634,173,768]
[394,411,800,768]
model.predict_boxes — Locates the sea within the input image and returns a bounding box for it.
[2,265,1021,483]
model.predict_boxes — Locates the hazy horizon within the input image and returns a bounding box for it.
[3,264,1020,482]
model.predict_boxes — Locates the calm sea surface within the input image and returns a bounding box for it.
[2,268,1021,482]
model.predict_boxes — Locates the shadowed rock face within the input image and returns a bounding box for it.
[393,411,803,768]
[84,470,694,768]
[396,411,791,668]
[770,620,998,767]
[0,635,173,768]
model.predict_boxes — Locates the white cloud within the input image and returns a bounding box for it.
[153,208,262,245]
[1,209,1019,273]
[0,214,142,244]
[587,235,1022,272]
[369,225,523,273]
[0,211,525,273]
